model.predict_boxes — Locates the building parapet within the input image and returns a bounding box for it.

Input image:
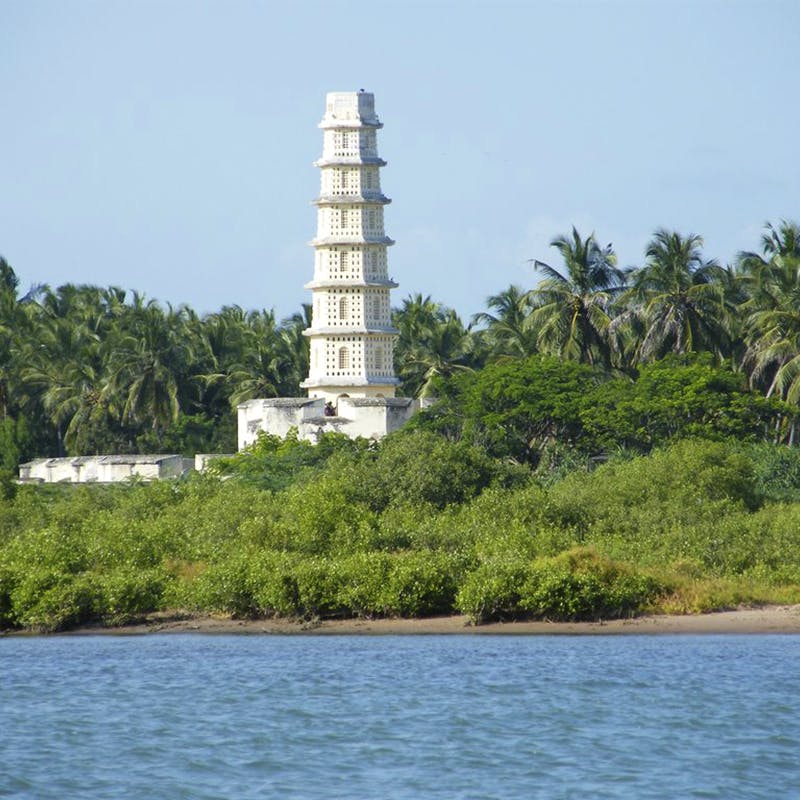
[18,454,195,484]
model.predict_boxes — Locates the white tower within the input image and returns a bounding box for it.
[237,92,419,449]
[301,91,400,404]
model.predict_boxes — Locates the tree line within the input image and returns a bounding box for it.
[394,220,800,398]
[1,218,799,473]
[0,265,311,466]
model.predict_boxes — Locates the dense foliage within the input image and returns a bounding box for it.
[3,218,800,631]
[2,432,800,632]
[415,354,792,467]
[0,258,311,463]
[2,220,800,467]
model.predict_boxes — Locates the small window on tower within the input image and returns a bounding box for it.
[340,210,348,228]
[339,296,349,320]
[340,251,349,272]
[339,347,350,370]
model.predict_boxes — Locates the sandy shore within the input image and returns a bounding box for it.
[27,604,800,636]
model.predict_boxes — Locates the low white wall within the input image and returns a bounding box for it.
[18,455,193,484]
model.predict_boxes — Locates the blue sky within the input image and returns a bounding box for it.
[3,0,798,321]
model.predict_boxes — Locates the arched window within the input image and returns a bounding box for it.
[338,347,350,371]
[339,296,349,320]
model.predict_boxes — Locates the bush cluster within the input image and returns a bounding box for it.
[456,548,664,624]
[2,431,800,632]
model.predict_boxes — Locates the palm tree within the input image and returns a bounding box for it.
[0,258,23,419]
[193,305,249,417]
[620,229,728,363]
[279,304,312,395]
[738,220,800,400]
[402,309,475,397]
[226,310,288,406]
[14,313,107,455]
[527,227,624,367]
[393,295,476,396]
[471,285,537,360]
[107,303,194,435]
[393,294,443,349]
[199,308,298,408]
[738,220,800,316]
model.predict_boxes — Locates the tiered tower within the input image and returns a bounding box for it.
[300,91,400,403]
[237,91,417,448]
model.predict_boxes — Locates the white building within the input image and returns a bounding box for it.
[18,455,194,484]
[238,91,424,448]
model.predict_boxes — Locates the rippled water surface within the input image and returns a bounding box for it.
[1,634,799,799]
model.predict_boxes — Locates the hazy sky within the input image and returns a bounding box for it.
[3,0,799,321]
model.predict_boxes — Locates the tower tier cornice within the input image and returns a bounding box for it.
[314,157,387,168]
[301,376,401,389]
[304,278,398,289]
[318,120,383,130]
[313,194,391,206]
[310,235,395,247]
[303,325,399,337]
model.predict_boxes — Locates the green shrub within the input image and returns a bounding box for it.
[382,550,462,617]
[737,443,800,503]
[248,551,308,617]
[0,563,16,629]
[92,566,169,624]
[12,571,97,633]
[182,550,259,617]
[456,555,529,623]
[457,548,663,624]
[335,552,395,616]
[289,557,348,618]
[520,548,663,621]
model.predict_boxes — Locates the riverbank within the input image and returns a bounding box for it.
[10,604,794,636]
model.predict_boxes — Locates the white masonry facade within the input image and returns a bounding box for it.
[237,92,423,448]
[301,90,400,402]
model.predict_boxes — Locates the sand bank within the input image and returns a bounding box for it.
[43,605,800,636]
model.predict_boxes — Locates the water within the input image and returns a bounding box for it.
[1,635,799,799]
